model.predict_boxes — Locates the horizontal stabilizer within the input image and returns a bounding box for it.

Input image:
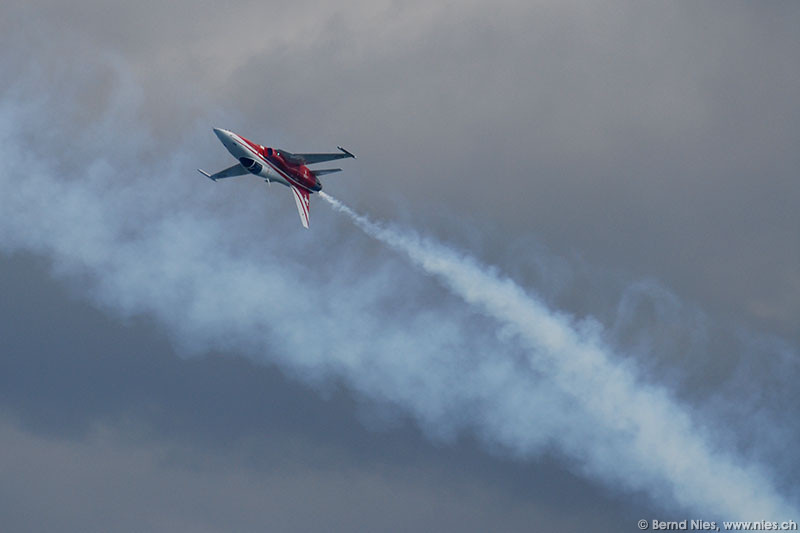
[337,146,356,159]
[279,147,356,166]
[311,168,342,177]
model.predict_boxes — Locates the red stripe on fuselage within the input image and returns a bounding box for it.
[235,134,315,193]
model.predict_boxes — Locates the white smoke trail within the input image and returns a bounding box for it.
[320,192,797,520]
[0,62,796,522]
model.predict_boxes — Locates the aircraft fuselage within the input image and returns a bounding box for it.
[212,128,321,192]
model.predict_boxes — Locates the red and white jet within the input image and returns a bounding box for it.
[198,128,355,228]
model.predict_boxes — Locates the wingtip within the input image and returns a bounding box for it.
[197,169,216,181]
[337,146,356,159]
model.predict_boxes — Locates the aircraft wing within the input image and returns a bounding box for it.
[197,163,248,181]
[279,146,356,166]
[289,184,311,229]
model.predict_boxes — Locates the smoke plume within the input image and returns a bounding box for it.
[320,193,796,520]
[1,64,797,522]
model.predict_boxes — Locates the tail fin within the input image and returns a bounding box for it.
[289,185,311,229]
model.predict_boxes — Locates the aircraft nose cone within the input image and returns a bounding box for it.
[213,128,231,142]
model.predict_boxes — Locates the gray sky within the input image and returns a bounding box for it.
[1,1,798,531]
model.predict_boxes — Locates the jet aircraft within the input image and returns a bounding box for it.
[199,128,355,228]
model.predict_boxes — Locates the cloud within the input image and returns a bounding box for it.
[1,2,798,529]
[1,47,798,523]
[1,252,637,532]
[1,415,594,533]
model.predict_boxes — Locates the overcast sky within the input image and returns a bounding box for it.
[1,1,798,531]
